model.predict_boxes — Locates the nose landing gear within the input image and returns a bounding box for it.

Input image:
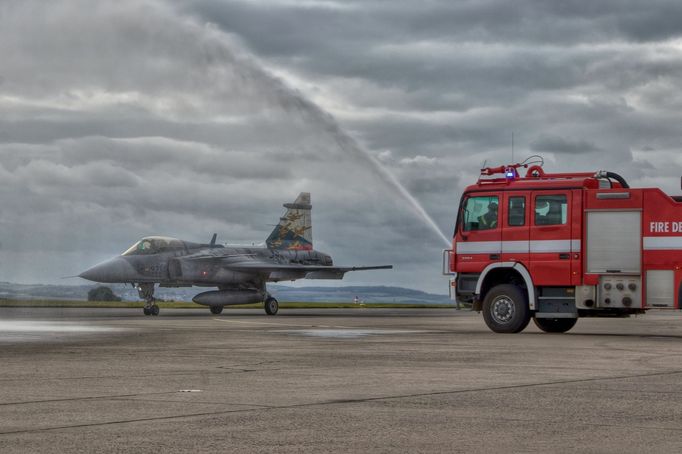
[137,283,160,316]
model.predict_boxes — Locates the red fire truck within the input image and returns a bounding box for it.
[443,157,682,333]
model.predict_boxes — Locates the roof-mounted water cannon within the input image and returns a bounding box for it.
[479,155,545,182]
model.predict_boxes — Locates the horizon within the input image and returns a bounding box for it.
[0,280,450,297]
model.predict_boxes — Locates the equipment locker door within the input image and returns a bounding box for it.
[529,191,573,285]
[455,193,501,273]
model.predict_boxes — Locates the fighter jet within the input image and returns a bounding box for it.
[79,193,392,316]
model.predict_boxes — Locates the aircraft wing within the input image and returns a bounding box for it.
[180,252,391,279]
[226,262,392,279]
[224,263,391,272]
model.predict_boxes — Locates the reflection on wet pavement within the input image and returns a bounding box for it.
[0,320,121,342]
[279,329,423,339]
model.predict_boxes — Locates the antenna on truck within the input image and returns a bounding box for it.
[511,132,514,164]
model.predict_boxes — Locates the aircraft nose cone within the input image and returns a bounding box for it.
[79,257,134,283]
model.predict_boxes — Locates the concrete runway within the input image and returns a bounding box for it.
[2,307,682,453]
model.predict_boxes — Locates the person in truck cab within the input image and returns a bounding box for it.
[536,198,562,225]
[478,201,498,229]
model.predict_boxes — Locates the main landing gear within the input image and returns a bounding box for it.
[264,296,279,315]
[142,305,160,316]
[210,305,224,315]
[137,283,160,316]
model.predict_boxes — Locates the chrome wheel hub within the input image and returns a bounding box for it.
[491,296,514,323]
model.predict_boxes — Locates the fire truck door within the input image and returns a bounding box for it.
[455,193,501,273]
[502,192,530,265]
[529,191,573,286]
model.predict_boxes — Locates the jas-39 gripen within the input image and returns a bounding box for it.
[79,193,392,316]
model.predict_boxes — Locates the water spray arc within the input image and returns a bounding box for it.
[186,15,452,248]
[366,153,452,247]
[262,75,451,247]
[328,125,452,248]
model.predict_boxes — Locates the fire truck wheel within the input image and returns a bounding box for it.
[533,317,577,333]
[482,284,531,333]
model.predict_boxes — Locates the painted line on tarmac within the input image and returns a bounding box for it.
[0,390,188,407]
[211,318,434,338]
[211,318,359,330]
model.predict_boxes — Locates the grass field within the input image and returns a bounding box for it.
[0,299,453,309]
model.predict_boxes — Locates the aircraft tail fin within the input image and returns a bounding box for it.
[266,192,313,250]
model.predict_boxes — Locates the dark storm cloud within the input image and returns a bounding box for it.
[179,0,682,184]
[185,0,682,50]
[182,0,682,109]
[2,0,682,292]
[529,135,601,154]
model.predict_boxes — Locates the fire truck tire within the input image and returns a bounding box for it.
[482,284,531,333]
[533,317,577,333]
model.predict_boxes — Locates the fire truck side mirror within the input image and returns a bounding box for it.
[442,249,455,276]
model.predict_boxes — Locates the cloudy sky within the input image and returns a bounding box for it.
[2,0,682,293]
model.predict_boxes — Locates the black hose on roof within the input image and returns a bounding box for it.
[605,171,629,189]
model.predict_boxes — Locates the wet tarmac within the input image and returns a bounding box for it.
[2,307,682,453]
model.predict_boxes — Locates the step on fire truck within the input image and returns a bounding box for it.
[443,156,682,334]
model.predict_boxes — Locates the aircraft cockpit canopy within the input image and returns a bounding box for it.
[121,237,185,256]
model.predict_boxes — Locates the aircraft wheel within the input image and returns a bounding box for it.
[143,307,151,316]
[151,304,160,316]
[482,284,530,333]
[210,305,223,315]
[533,317,577,333]
[264,297,279,315]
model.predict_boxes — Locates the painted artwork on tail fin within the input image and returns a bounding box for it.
[266,192,313,250]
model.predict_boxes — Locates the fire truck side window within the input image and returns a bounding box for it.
[508,196,526,226]
[463,196,499,231]
[535,194,567,225]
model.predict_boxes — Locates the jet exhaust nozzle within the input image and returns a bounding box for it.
[192,290,264,307]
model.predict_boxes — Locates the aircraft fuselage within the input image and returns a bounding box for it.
[80,243,333,287]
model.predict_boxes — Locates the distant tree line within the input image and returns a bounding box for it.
[87,286,121,302]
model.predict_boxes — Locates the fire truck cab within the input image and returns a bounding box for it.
[444,160,682,333]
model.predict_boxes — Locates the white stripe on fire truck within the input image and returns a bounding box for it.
[571,239,581,252]
[456,240,581,255]
[530,239,574,253]
[456,241,502,254]
[643,236,682,250]
[502,241,529,253]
